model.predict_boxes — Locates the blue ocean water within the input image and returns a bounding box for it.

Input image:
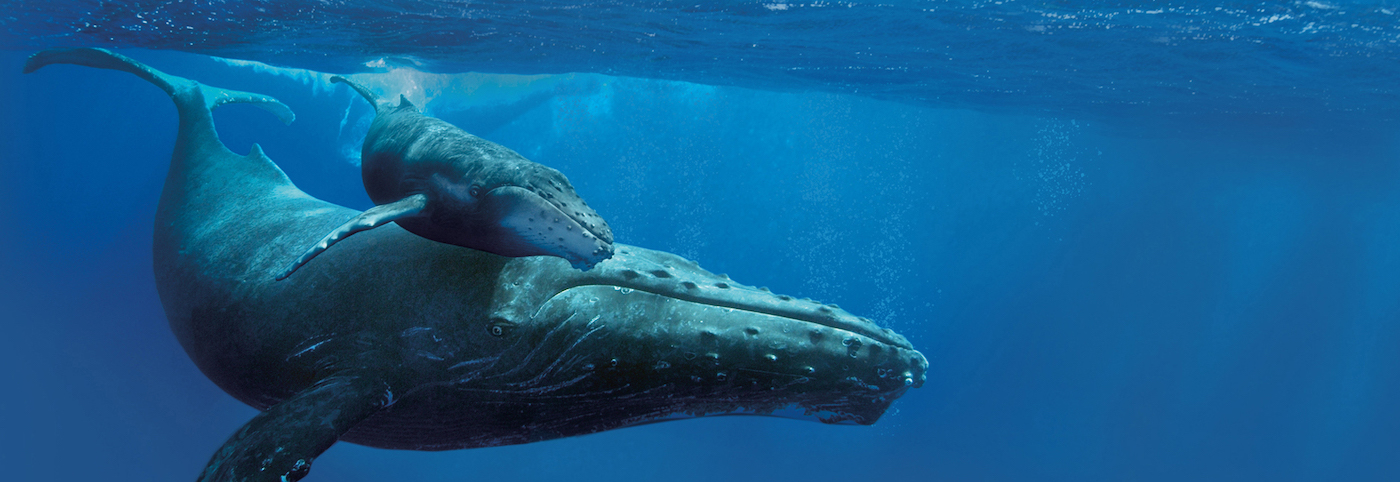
[2,1,1399,481]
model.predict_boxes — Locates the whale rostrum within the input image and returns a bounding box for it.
[24,48,927,482]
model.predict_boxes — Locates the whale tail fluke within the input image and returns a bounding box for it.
[23,48,295,125]
[200,84,296,125]
[330,75,407,112]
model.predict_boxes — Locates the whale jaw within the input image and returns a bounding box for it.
[491,186,614,270]
[340,251,928,450]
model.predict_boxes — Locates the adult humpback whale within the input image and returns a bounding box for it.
[277,75,614,280]
[24,48,927,482]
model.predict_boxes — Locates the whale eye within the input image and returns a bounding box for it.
[469,184,482,198]
[488,319,515,337]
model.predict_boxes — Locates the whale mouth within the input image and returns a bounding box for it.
[492,186,614,269]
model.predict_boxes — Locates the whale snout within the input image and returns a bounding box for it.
[487,245,927,427]
[505,280,927,426]
[525,170,613,245]
[491,186,614,270]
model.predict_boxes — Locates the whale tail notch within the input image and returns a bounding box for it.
[23,48,295,126]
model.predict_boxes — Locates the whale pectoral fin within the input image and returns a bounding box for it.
[198,375,392,482]
[276,194,429,280]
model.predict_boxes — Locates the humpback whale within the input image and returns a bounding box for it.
[24,48,927,482]
[276,75,613,280]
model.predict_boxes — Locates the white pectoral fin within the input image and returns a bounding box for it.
[275,194,428,280]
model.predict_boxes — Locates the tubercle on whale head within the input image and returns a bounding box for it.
[431,161,614,270]
[477,184,614,269]
[470,245,928,428]
[517,164,612,244]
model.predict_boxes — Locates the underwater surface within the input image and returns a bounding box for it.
[2,1,1400,481]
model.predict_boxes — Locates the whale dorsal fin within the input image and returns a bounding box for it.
[397,94,416,110]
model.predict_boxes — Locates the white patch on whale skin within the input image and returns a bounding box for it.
[430,173,472,202]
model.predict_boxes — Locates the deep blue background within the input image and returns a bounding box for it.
[2,47,1399,481]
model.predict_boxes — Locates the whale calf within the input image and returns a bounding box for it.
[24,48,927,482]
[276,75,614,280]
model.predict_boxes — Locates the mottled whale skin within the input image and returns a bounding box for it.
[276,75,614,280]
[24,48,927,482]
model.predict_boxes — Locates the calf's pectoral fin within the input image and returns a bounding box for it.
[276,194,429,280]
[198,375,393,482]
